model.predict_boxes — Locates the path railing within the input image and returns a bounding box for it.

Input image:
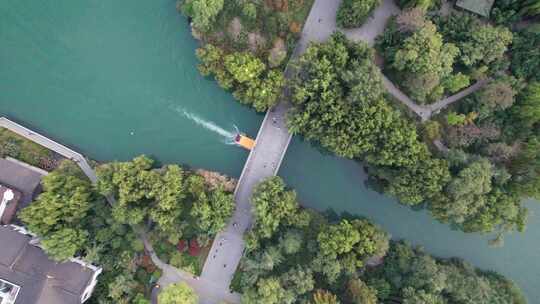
[0,117,97,183]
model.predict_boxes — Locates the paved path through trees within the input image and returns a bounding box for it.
[154,0,489,302]
[324,0,488,121]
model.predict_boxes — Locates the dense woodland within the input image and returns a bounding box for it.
[286,1,540,241]
[179,0,313,112]
[18,157,228,303]
[378,8,512,104]
[234,177,525,304]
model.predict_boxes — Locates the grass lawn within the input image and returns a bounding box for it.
[0,127,63,171]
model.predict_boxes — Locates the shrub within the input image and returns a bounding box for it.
[336,0,381,28]
[169,252,184,268]
[396,0,434,10]
[442,73,470,93]
[447,112,466,126]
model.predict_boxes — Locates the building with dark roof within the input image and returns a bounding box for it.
[0,185,21,225]
[456,0,495,17]
[0,225,101,304]
[0,158,45,216]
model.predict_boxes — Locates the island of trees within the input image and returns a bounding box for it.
[184,0,540,241]
[179,0,314,112]
[285,5,539,242]
[233,177,526,303]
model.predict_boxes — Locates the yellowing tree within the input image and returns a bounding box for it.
[158,282,198,304]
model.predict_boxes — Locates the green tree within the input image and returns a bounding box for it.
[362,241,526,304]
[182,0,224,32]
[234,69,285,111]
[247,177,307,247]
[442,73,470,93]
[20,162,92,235]
[391,20,458,102]
[478,79,516,111]
[513,81,540,127]
[520,0,540,16]
[511,28,540,81]
[19,162,93,261]
[402,287,445,304]
[347,278,377,304]
[191,186,234,235]
[158,282,198,304]
[40,228,88,262]
[397,0,434,10]
[318,220,361,256]
[108,273,139,304]
[224,52,265,83]
[336,0,381,28]
[242,277,295,304]
[387,156,451,205]
[312,289,340,304]
[196,44,284,111]
[509,137,540,199]
[288,33,424,165]
[149,165,186,241]
[459,24,512,67]
[96,155,159,225]
[430,159,494,226]
[393,22,457,77]
[446,111,467,126]
[278,230,303,254]
[281,266,315,295]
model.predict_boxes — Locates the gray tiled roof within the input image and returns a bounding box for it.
[0,158,44,213]
[456,0,495,17]
[0,185,22,224]
[0,226,96,304]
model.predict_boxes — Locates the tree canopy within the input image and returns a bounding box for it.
[96,155,234,242]
[196,44,285,111]
[158,282,198,304]
[288,32,424,166]
[19,161,94,261]
[336,0,381,28]
[237,177,389,303]
[362,241,526,304]
[235,178,523,303]
[181,0,224,32]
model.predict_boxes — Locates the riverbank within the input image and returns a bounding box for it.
[0,0,537,301]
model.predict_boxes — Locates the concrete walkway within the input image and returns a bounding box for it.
[428,78,490,115]
[142,237,240,304]
[191,0,349,302]
[153,1,488,302]
[0,117,97,183]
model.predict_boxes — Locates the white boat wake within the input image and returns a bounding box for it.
[173,107,236,143]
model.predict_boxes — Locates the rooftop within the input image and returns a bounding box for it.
[456,0,495,17]
[0,225,101,304]
[0,186,22,225]
[0,158,44,219]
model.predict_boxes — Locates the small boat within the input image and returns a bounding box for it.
[234,133,255,150]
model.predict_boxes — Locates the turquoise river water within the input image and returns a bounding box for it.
[1,1,538,302]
